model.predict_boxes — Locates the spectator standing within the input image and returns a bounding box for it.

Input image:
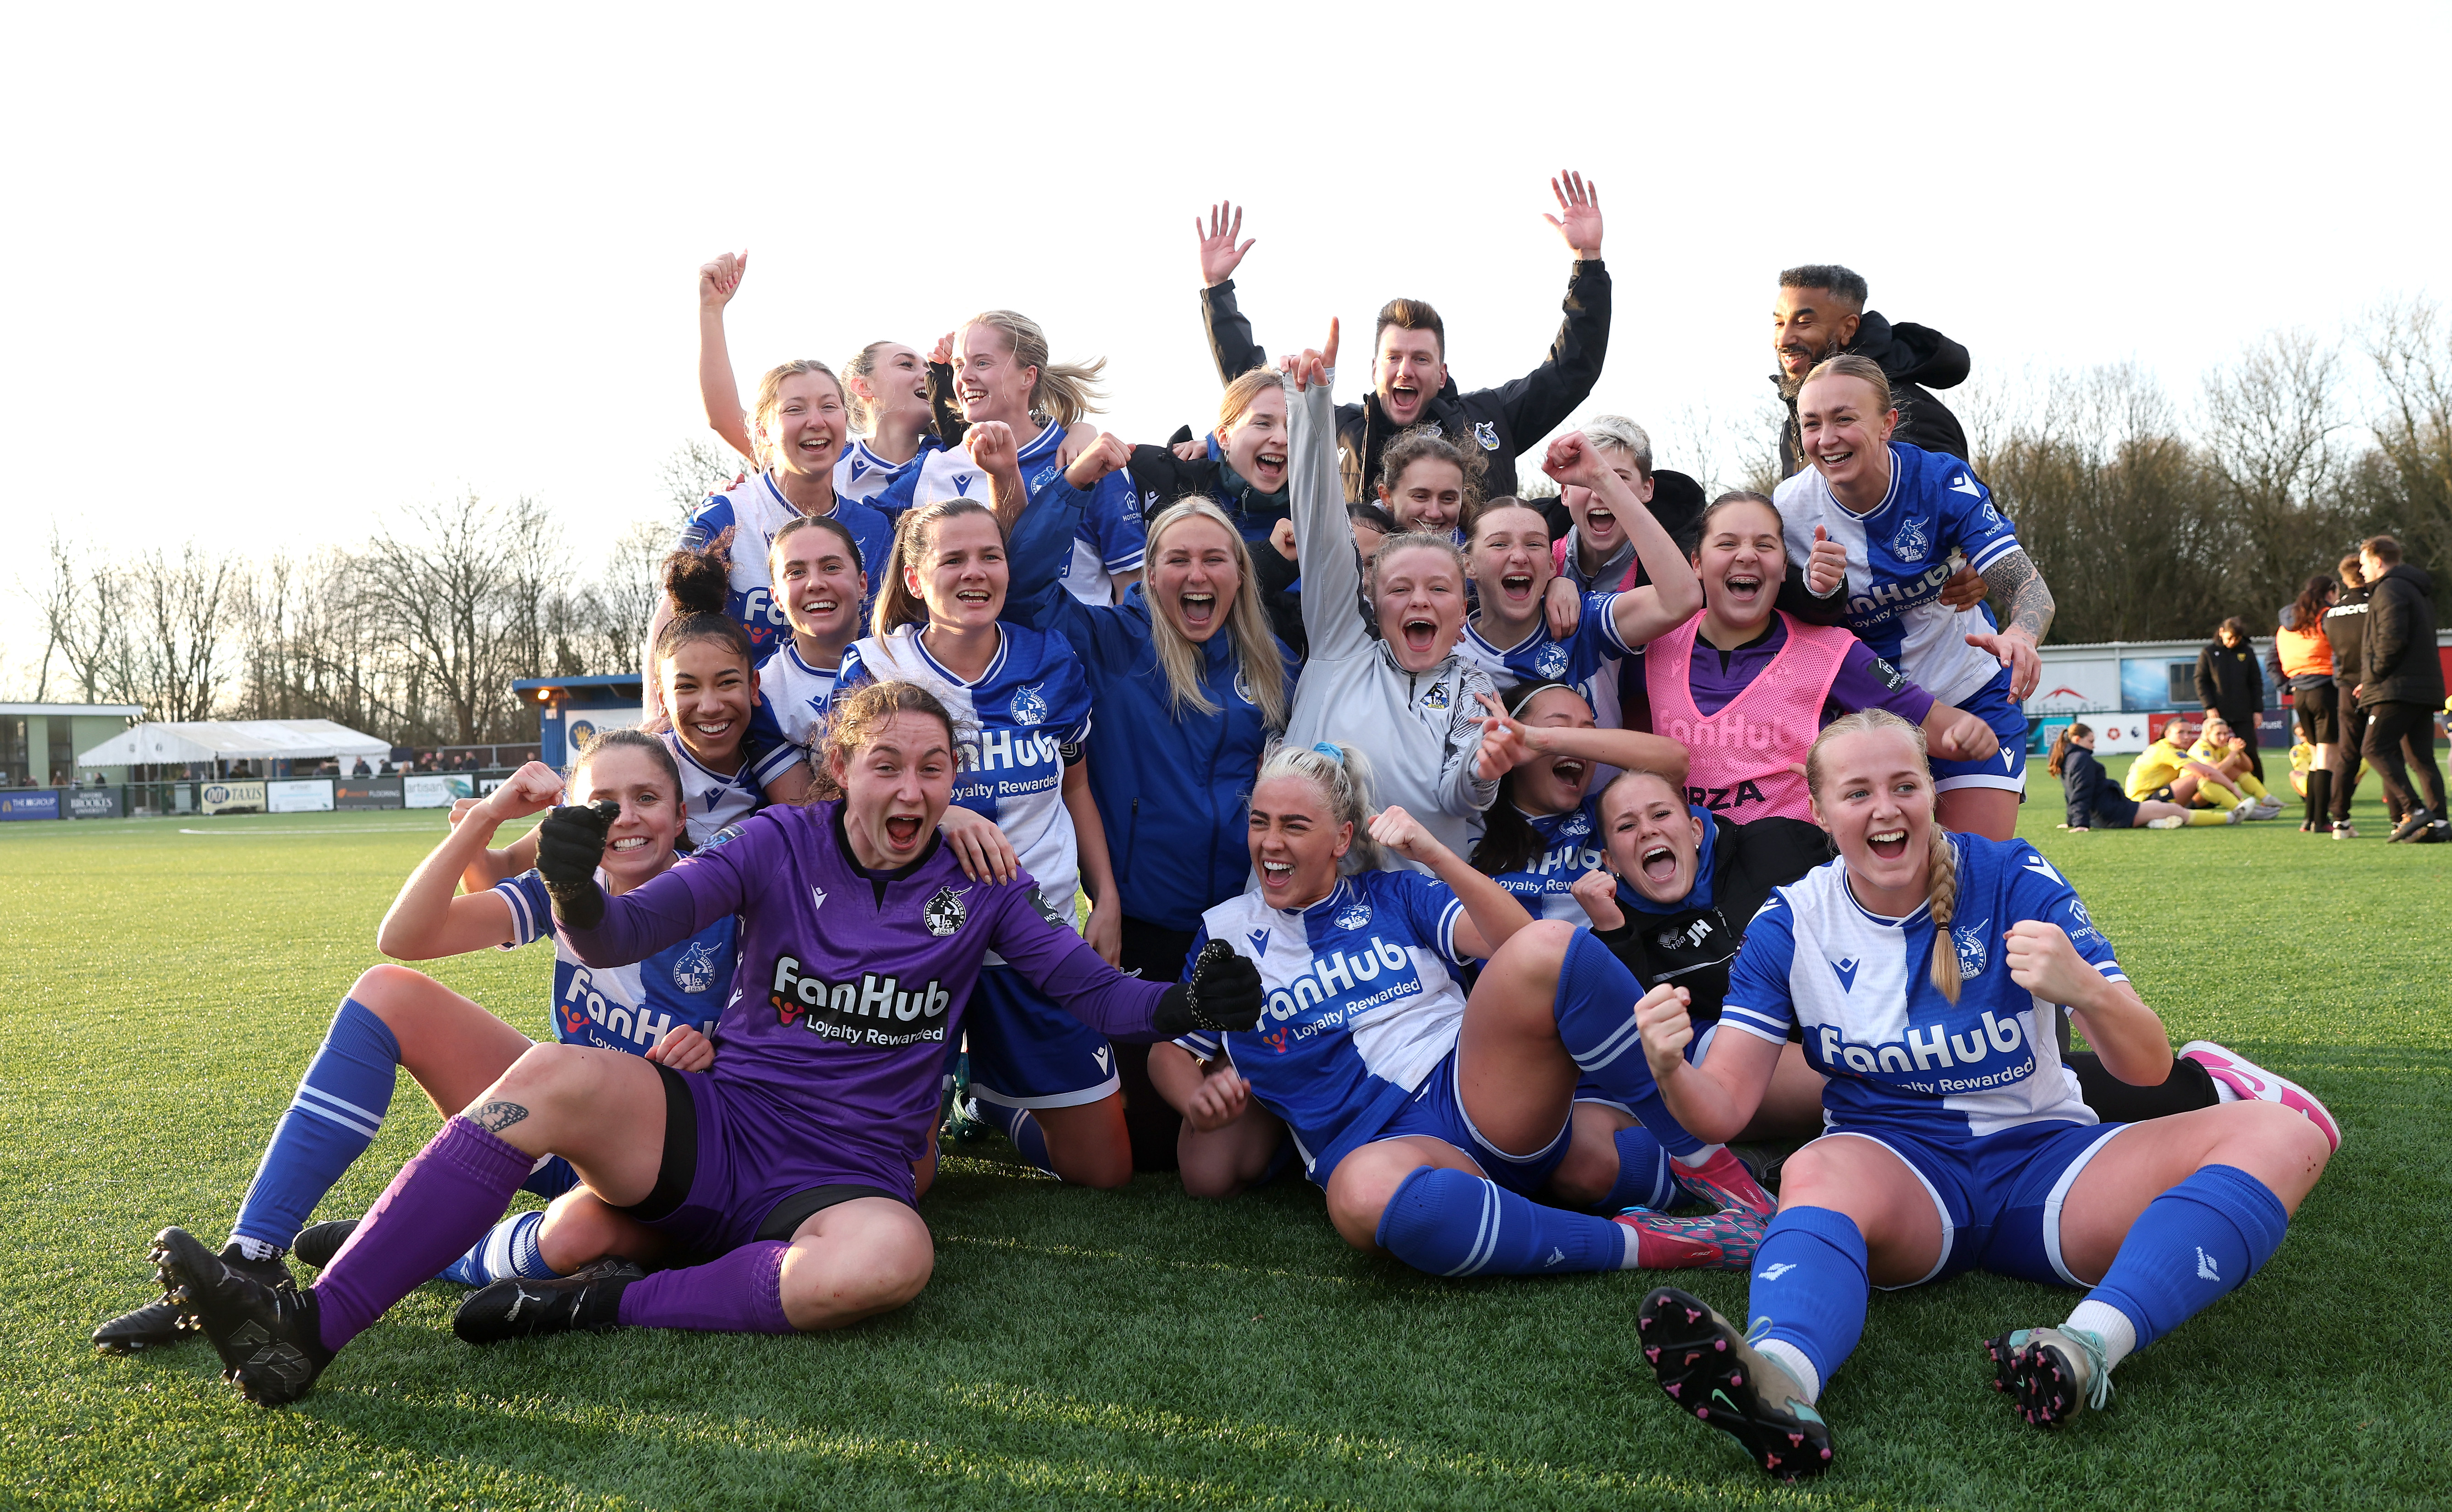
[2355,535,2448,843]
[2322,554,2377,834]
[2274,577,2339,832]
[2195,617,2268,783]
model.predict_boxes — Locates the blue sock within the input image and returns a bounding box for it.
[1601,1124,1676,1211]
[1549,933,1701,1158]
[229,997,400,1254]
[1375,1165,1629,1277]
[522,1155,580,1200]
[439,1209,563,1285]
[1750,1206,1870,1396]
[2086,1164,2289,1351]
[986,1101,1057,1178]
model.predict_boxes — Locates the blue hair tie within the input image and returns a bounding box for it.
[1311,741,1344,762]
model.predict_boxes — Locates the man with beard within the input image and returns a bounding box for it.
[1193,174,1610,506]
[1771,265,1971,477]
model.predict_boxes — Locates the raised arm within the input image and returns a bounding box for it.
[1483,172,1612,442]
[697,251,757,464]
[1284,324,1370,661]
[1533,437,1700,648]
[539,802,750,967]
[1367,805,1534,959]
[1196,202,1266,383]
[993,892,1262,1044]
[378,763,565,960]
[1472,692,1690,788]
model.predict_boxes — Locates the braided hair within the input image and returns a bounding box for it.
[1804,709,1961,1004]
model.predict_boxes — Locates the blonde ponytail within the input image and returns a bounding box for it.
[962,310,1106,428]
[1925,823,1962,1004]
[1257,740,1381,873]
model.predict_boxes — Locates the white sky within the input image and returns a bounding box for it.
[4,1,2445,691]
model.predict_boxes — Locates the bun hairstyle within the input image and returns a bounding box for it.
[1377,427,1487,534]
[655,539,756,670]
[962,310,1106,428]
[1256,740,1381,875]
[1801,353,1895,414]
[1802,709,1962,1005]
[1144,499,1289,729]
[2045,722,2093,778]
[870,497,1000,638]
[812,680,959,801]
[1470,682,1588,877]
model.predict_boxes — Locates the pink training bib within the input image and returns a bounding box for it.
[1645,611,1851,822]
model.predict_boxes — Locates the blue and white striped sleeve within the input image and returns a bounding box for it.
[1088,472,1147,573]
[746,736,806,792]
[1717,895,1799,1044]
[492,870,552,951]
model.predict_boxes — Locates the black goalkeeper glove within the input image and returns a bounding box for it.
[536,799,620,931]
[1152,939,1265,1037]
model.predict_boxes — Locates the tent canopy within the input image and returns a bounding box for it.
[78,719,391,767]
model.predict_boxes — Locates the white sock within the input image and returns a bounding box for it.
[2208,1078,2242,1104]
[2063,1299,2138,1373]
[1672,1144,1725,1169]
[1753,1337,1822,1405]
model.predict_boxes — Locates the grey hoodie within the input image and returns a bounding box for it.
[1281,373,1496,867]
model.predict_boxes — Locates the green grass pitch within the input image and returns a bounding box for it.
[3,764,2447,1509]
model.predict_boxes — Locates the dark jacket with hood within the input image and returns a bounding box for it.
[1589,813,1829,1024]
[1775,310,1972,478]
[2359,562,2445,708]
[2324,584,2371,692]
[2195,636,2265,724]
[1200,260,1612,504]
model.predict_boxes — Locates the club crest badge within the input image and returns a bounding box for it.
[1890,517,1930,563]
[1420,683,1451,712]
[924,885,970,937]
[1535,642,1570,679]
[1232,665,1254,706]
[1560,811,1591,839]
[1333,898,1373,930]
[1473,421,1500,451]
[1010,684,1049,727]
[671,940,721,993]
[1954,921,1989,980]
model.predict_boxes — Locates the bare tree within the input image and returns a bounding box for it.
[659,439,748,521]
[2362,296,2452,604]
[34,532,133,705]
[2200,331,2361,619]
[359,493,528,745]
[125,545,238,720]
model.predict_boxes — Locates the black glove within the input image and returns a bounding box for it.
[537,800,619,931]
[1152,939,1265,1037]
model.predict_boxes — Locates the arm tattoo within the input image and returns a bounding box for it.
[471,1100,529,1134]
[1978,548,2055,642]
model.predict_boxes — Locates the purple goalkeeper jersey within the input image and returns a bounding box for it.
[557,799,1168,1168]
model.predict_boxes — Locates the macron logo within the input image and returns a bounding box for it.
[1094,1046,1112,1073]
[1831,957,1861,992]
[1247,929,1271,956]
[1757,1262,1796,1281]
[1949,474,1981,496]
[2196,1246,2220,1282]
[2022,856,2065,886]
[811,886,828,913]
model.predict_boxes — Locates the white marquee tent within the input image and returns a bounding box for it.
[78,719,390,769]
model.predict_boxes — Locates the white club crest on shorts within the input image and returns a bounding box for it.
[1953,921,1989,980]
[924,885,969,937]
[1333,898,1373,930]
[1010,684,1049,727]
[1890,517,1930,563]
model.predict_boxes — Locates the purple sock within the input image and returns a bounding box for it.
[617,1241,794,1334]
[312,1115,534,1353]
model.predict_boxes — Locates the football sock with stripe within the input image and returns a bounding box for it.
[984,1101,1058,1179]
[2184,808,2231,826]
[1601,1125,1677,1211]
[1747,1206,1870,1405]
[1548,933,1704,1159]
[617,1240,793,1333]
[312,1115,534,1353]
[229,996,400,1257]
[439,1209,562,1285]
[1376,1165,1634,1277]
[2081,1163,2287,1354]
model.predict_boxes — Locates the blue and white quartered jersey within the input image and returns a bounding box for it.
[873,423,1146,606]
[495,867,737,1055]
[1177,870,1470,1183]
[1719,833,2116,1140]
[1483,798,1608,923]
[680,473,896,654]
[1773,442,2022,705]
[1457,591,1631,732]
[833,436,942,506]
[746,640,840,758]
[658,728,791,848]
[838,623,1094,920]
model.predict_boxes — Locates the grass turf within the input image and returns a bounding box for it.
[1,766,2446,1510]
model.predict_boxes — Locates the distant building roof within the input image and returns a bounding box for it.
[77,719,390,766]
[0,703,145,717]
